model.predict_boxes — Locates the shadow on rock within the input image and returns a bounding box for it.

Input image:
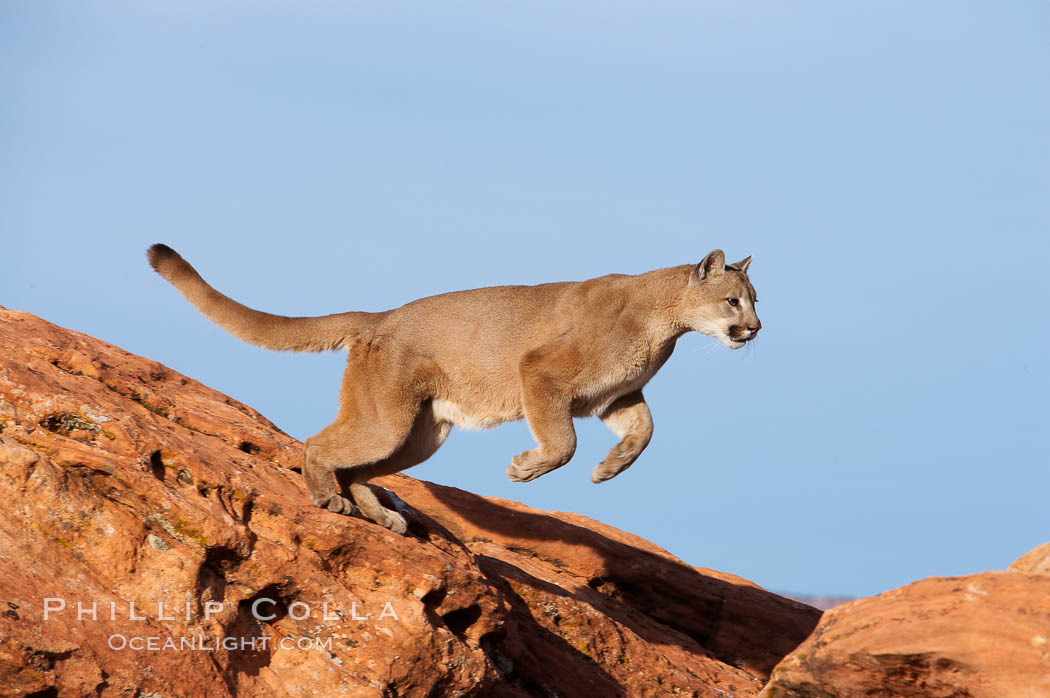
[414,480,821,679]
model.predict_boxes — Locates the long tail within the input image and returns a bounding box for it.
[146,244,376,352]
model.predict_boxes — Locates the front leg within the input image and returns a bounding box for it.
[507,349,578,483]
[593,391,653,483]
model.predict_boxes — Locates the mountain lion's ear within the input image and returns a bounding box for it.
[691,249,726,283]
[727,255,752,274]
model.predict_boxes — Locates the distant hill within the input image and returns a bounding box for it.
[782,594,855,611]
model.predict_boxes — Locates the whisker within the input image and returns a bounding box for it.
[690,338,724,355]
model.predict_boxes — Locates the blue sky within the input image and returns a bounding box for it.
[4,2,1047,597]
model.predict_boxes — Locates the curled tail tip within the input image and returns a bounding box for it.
[147,243,183,275]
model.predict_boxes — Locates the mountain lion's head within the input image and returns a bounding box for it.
[684,249,760,349]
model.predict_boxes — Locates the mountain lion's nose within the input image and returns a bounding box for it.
[748,325,761,336]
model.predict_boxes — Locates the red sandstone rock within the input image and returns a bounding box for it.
[0,309,819,697]
[760,566,1050,698]
[1010,542,1050,575]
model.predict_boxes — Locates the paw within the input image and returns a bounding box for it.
[380,510,408,535]
[318,495,358,515]
[507,451,545,483]
[591,460,630,483]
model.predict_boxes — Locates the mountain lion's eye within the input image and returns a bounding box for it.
[727,298,739,307]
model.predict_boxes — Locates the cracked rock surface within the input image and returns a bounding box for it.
[760,566,1050,698]
[0,308,819,697]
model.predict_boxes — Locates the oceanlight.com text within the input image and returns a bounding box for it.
[107,634,333,652]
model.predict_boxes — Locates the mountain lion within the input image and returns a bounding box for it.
[147,245,760,534]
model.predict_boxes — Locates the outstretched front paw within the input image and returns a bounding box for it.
[592,439,641,483]
[507,450,548,483]
[592,461,627,483]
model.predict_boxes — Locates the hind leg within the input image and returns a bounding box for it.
[304,411,419,527]
[305,444,357,516]
[335,403,451,534]
[303,353,426,530]
[592,391,652,483]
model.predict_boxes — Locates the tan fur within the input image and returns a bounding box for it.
[147,244,760,534]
